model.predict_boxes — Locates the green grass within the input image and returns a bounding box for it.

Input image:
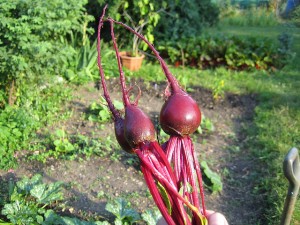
[219,7,279,27]
[130,23,300,224]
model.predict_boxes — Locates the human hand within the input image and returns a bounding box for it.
[205,210,229,225]
[156,210,229,225]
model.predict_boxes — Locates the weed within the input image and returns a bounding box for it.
[197,115,215,135]
[201,161,223,194]
[86,99,111,123]
[212,79,225,101]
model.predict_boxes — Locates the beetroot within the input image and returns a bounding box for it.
[160,89,201,136]
[97,6,207,225]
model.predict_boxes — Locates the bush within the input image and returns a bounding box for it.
[87,0,161,52]
[154,0,219,42]
[87,1,219,48]
[0,0,92,106]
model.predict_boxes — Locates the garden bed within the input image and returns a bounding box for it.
[0,80,263,224]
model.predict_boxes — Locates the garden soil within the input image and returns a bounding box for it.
[0,79,263,225]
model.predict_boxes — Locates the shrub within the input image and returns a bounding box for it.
[0,0,92,106]
[154,0,219,42]
[88,0,161,52]
[87,1,219,48]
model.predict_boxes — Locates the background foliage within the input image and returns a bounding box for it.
[0,0,93,106]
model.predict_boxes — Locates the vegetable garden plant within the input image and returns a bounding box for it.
[97,6,209,225]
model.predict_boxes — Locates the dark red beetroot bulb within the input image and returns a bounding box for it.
[124,105,156,148]
[114,117,134,153]
[160,90,201,136]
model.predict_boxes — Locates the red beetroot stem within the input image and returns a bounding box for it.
[182,138,204,225]
[137,147,188,225]
[141,166,176,225]
[151,141,177,184]
[182,138,201,210]
[146,148,190,225]
[135,147,204,221]
[107,18,180,93]
[108,19,131,107]
[96,5,120,119]
[107,15,190,223]
[190,139,207,218]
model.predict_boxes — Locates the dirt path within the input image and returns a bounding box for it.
[0,80,262,224]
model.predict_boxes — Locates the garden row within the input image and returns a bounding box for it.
[156,34,293,70]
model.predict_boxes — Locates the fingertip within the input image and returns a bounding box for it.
[208,212,229,225]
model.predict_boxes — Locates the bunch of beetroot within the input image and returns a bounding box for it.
[97,6,207,225]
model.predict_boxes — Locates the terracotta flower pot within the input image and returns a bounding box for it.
[119,51,145,71]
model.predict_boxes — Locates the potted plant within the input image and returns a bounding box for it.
[119,16,146,71]
[116,3,161,71]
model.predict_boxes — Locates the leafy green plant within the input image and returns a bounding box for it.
[28,132,120,163]
[86,100,112,123]
[0,75,72,169]
[212,79,225,101]
[65,38,98,84]
[0,107,39,169]
[53,129,75,154]
[154,0,219,42]
[105,198,141,225]
[0,174,109,225]
[0,0,91,105]
[201,161,223,194]
[141,209,161,225]
[197,115,215,135]
[1,174,63,224]
[156,34,289,70]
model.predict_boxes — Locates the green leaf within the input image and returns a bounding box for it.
[99,110,110,122]
[1,201,38,225]
[30,182,63,204]
[157,182,172,215]
[201,161,223,194]
[141,209,161,225]
[105,198,140,224]
[16,174,42,194]
[113,100,124,111]
[124,2,129,9]
[55,129,65,138]
[36,214,44,224]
